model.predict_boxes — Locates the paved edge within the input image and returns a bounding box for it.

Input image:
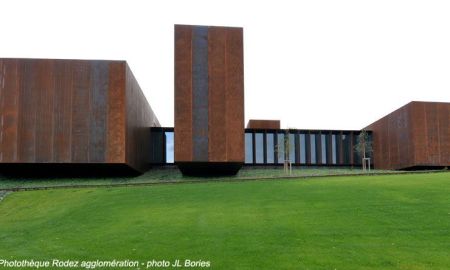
[0,191,12,202]
[0,170,448,192]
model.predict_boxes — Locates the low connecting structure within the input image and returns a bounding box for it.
[0,25,449,177]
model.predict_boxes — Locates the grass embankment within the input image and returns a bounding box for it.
[0,172,449,269]
[0,167,399,190]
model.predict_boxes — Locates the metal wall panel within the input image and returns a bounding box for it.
[208,27,227,162]
[71,60,91,162]
[53,61,74,162]
[410,102,425,167]
[89,61,108,162]
[174,25,193,162]
[35,60,55,162]
[424,103,440,164]
[224,27,245,162]
[106,62,126,163]
[192,26,209,161]
[0,59,19,162]
[437,103,450,164]
[17,60,37,162]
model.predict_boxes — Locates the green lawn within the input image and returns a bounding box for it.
[0,167,399,190]
[0,173,449,269]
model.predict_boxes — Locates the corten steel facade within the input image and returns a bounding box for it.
[366,101,449,170]
[174,25,245,175]
[246,120,281,130]
[0,58,160,175]
[0,27,448,177]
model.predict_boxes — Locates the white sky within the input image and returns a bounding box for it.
[1,0,449,129]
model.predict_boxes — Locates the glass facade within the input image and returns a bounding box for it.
[300,133,306,164]
[353,132,361,165]
[277,133,285,163]
[255,133,264,164]
[165,131,174,163]
[289,133,295,162]
[342,133,351,164]
[321,134,327,164]
[310,133,316,164]
[332,134,337,164]
[151,128,372,168]
[266,133,274,164]
[245,133,253,164]
[150,129,165,163]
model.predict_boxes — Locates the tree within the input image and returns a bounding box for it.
[275,129,292,175]
[354,129,373,171]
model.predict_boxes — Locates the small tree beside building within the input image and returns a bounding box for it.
[275,129,293,175]
[354,129,373,171]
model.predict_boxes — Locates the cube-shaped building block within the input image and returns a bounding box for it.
[0,58,160,175]
[366,101,449,170]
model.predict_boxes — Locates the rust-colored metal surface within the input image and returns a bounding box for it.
[208,27,227,162]
[125,63,160,172]
[174,25,244,174]
[174,25,193,162]
[224,27,245,163]
[246,120,281,130]
[106,62,126,163]
[366,101,449,169]
[0,58,160,174]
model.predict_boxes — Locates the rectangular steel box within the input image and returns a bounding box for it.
[366,101,449,170]
[174,25,245,175]
[0,58,160,174]
[246,120,281,130]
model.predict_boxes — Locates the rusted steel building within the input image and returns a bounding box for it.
[0,58,160,175]
[174,24,245,175]
[365,101,449,170]
[0,25,448,176]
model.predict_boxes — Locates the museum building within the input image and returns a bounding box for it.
[0,25,448,175]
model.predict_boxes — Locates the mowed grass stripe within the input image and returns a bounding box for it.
[0,173,449,269]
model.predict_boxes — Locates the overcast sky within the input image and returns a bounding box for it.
[1,0,449,129]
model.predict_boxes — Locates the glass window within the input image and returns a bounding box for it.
[266,133,274,164]
[150,130,164,163]
[354,133,361,165]
[255,133,264,164]
[332,134,337,164]
[342,133,351,164]
[310,134,316,164]
[321,134,327,164]
[300,134,306,164]
[245,133,253,164]
[289,133,295,162]
[277,133,285,163]
[165,131,174,163]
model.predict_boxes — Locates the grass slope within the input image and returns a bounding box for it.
[0,173,449,269]
[0,167,398,190]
